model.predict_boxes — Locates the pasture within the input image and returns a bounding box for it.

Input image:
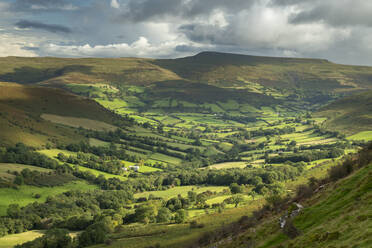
[0,181,97,216]
[0,230,45,248]
[347,131,372,141]
[206,162,248,170]
[0,163,51,181]
[41,114,117,132]
[134,186,228,200]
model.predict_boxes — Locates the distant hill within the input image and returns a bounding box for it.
[0,82,125,147]
[316,91,372,135]
[154,52,372,92]
[1,52,372,111]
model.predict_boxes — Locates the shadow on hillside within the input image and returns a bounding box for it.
[146,80,276,104]
[0,65,93,84]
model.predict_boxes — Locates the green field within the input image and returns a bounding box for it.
[0,163,51,181]
[347,131,372,141]
[0,230,45,248]
[41,114,117,132]
[206,162,248,170]
[38,149,129,180]
[0,181,97,215]
[134,186,228,200]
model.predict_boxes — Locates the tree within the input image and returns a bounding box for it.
[249,191,257,200]
[16,228,73,248]
[174,209,187,224]
[7,204,21,218]
[134,204,157,224]
[79,223,109,247]
[14,175,24,185]
[232,195,244,208]
[229,183,243,194]
[187,191,197,203]
[156,207,172,223]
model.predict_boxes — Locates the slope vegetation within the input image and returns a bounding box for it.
[0,82,123,147]
[316,91,372,135]
[1,52,372,112]
[199,145,372,248]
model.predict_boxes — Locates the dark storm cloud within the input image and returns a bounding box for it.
[289,2,372,27]
[269,0,312,6]
[15,20,72,33]
[121,0,256,22]
[10,0,77,12]
[270,0,372,28]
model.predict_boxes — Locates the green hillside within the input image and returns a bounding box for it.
[197,145,372,248]
[0,52,371,248]
[316,91,372,135]
[0,82,125,147]
[1,52,372,114]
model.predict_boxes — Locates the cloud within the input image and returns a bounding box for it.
[38,36,204,58]
[119,0,255,22]
[10,0,78,12]
[179,3,351,55]
[111,0,120,9]
[15,20,71,33]
[289,0,372,27]
[270,0,372,28]
[0,33,38,57]
[0,0,371,66]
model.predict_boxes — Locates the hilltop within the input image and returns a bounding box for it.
[0,52,371,110]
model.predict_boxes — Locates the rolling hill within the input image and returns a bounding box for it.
[1,52,372,113]
[0,82,125,147]
[316,91,372,135]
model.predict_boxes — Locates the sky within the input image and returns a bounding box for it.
[0,0,371,65]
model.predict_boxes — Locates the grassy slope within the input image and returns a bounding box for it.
[316,91,372,135]
[0,181,97,216]
[0,230,45,248]
[0,82,121,147]
[0,163,51,182]
[134,186,228,200]
[222,163,372,248]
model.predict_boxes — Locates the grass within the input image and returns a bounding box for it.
[89,138,110,147]
[0,163,51,181]
[41,113,117,132]
[0,82,121,148]
[38,149,129,180]
[255,164,372,248]
[316,91,372,135]
[149,153,183,165]
[347,131,372,141]
[0,180,97,216]
[206,162,248,170]
[134,186,228,200]
[138,165,162,173]
[94,201,264,248]
[0,230,45,248]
